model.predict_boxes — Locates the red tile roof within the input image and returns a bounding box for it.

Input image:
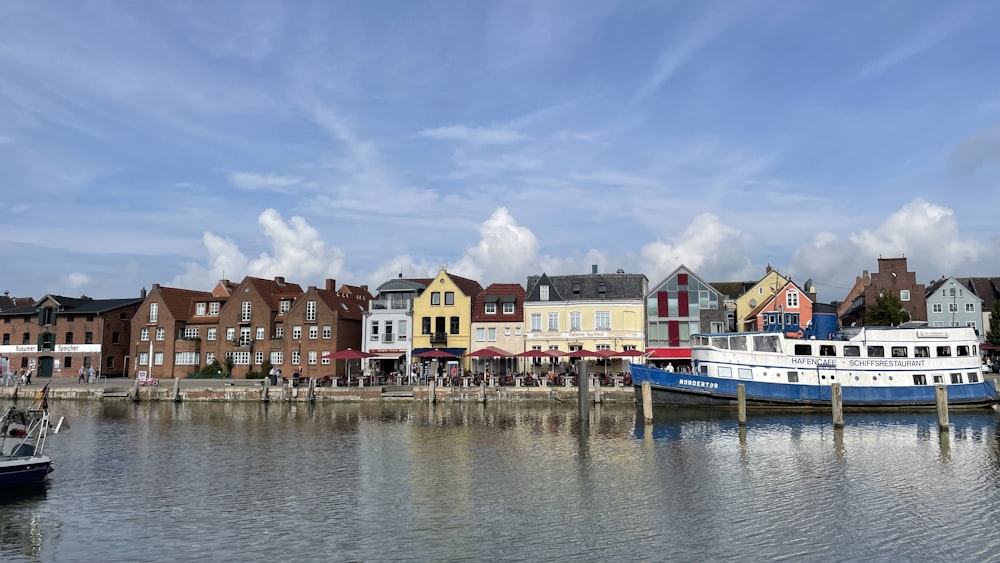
[157,286,215,322]
[446,272,484,299]
[245,277,304,310]
[471,283,525,322]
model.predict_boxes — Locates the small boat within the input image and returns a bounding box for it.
[631,326,1000,409]
[1,386,65,488]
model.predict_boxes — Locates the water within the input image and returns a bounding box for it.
[4,401,1000,562]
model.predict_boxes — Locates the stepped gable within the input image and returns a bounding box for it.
[471,283,525,323]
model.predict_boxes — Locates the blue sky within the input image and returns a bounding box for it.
[2,0,999,303]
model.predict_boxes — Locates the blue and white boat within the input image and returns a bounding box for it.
[631,326,999,409]
[1,388,64,488]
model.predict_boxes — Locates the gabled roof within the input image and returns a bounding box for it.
[243,277,304,310]
[444,272,484,298]
[526,272,647,301]
[471,283,525,322]
[958,277,1000,310]
[4,294,144,315]
[648,264,724,297]
[709,281,754,300]
[316,286,372,321]
[0,293,33,311]
[338,284,374,302]
[154,286,215,322]
[744,280,813,321]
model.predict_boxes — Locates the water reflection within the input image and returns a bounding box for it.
[0,483,47,561]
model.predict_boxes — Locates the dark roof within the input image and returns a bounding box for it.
[446,272,484,298]
[925,278,949,297]
[317,286,372,321]
[0,294,33,311]
[244,277,304,310]
[958,277,1000,310]
[375,278,429,294]
[0,294,144,316]
[471,283,525,322]
[525,273,648,301]
[709,281,755,300]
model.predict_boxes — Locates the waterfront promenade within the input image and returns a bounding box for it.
[0,375,637,403]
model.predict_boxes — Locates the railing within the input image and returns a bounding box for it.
[382,334,394,343]
[430,332,448,344]
[370,299,412,311]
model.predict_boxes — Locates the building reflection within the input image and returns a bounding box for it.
[0,484,47,560]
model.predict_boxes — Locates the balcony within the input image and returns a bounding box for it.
[430,332,448,345]
[382,334,395,343]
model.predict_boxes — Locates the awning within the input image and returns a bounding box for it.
[411,347,466,358]
[502,294,517,303]
[647,347,692,360]
[367,351,407,359]
[484,295,499,303]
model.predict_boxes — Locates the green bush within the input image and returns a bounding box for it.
[199,359,224,376]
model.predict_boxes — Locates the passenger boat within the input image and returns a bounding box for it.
[0,386,65,488]
[631,327,999,409]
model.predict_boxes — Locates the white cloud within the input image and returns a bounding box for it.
[420,125,529,145]
[639,213,753,282]
[228,172,303,191]
[172,209,345,289]
[453,208,540,282]
[66,272,91,288]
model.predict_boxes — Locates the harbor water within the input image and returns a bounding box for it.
[4,401,1000,562]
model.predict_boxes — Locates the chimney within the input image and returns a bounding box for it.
[765,264,772,273]
[141,287,148,299]
[308,285,317,292]
[592,264,598,275]
[274,276,285,286]
[326,279,336,291]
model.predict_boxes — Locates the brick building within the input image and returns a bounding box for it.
[130,284,217,379]
[284,279,372,379]
[839,257,926,327]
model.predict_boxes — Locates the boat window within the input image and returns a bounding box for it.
[819,345,836,357]
[738,368,753,379]
[717,366,733,378]
[914,346,930,357]
[730,335,747,351]
[699,365,708,375]
[969,372,979,383]
[891,346,908,358]
[973,345,977,356]
[711,337,730,350]
[950,373,963,384]
[956,345,970,357]
[794,344,812,356]
[913,374,927,385]
[787,371,799,383]
[843,345,860,357]
[936,346,951,357]
[933,375,944,384]
[867,346,884,357]
[753,335,779,353]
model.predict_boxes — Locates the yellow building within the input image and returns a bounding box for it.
[410,267,483,369]
[523,270,648,372]
[734,267,788,331]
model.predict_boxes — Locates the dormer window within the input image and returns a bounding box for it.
[485,303,497,314]
[572,282,581,295]
[196,302,206,316]
[280,300,291,314]
[598,282,606,295]
[539,285,549,301]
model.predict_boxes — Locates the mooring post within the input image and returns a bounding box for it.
[131,377,141,402]
[594,375,603,404]
[641,381,653,424]
[173,377,182,403]
[479,381,486,403]
[578,362,589,421]
[935,384,950,431]
[831,383,844,428]
[428,378,436,405]
[261,376,270,402]
[737,383,747,426]
[308,377,316,403]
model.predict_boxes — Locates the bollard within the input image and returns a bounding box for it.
[831,383,843,428]
[261,377,270,403]
[595,378,603,404]
[578,362,589,421]
[131,377,141,402]
[737,383,747,426]
[641,381,653,424]
[428,379,436,405]
[935,385,950,431]
[173,377,182,403]
[480,381,487,403]
[308,377,316,403]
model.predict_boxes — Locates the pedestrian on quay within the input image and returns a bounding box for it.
[79,366,86,384]
[88,366,96,384]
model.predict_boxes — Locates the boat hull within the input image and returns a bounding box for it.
[630,364,1000,410]
[0,456,53,488]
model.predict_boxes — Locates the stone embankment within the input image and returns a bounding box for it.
[0,377,636,404]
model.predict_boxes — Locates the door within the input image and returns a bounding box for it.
[38,356,54,378]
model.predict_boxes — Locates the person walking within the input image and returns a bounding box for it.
[88,366,96,384]
[24,368,32,385]
[79,366,86,384]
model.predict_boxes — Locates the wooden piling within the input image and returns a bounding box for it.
[577,362,589,421]
[308,377,316,403]
[261,377,270,403]
[831,383,843,428]
[641,381,653,424]
[130,377,141,402]
[935,385,950,431]
[428,379,436,404]
[480,381,487,403]
[173,377,182,402]
[737,383,747,426]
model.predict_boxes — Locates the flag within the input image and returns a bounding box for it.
[35,384,49,410]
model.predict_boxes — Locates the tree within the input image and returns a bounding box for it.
[223,355,235,378]
[865,291,911,326]
[986,301,1000,346]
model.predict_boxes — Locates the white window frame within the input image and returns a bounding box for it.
[487,328,496,342]
[291,350,301,365]
[539,285,549,301]
[308,351,317,365]
[965,303,976,313]
[309,325,318,340]
[270,351,283,365]
[569,311,581,331]
[948,303,958,313]
[154,352,164,366]
[183,327,199,339]
[209,302,219,316]
[226,327,235,341]
[321,351,331,365]
[155,328,165,341]
[547,312,559,331]
[139,352,149,366]
[256,327,265,340]
[292,325,302,339]
[207,328,217,341]
[196,303,206,316]
[530,313,541,332]
[322,325,332,339]
[786,291,799,308]
[140,328,149,341]
[595,311,611,330]
[932,303,942,313]
[149,302,159,323]
[476,328,485,342]
[175,352,199,365]
[485,303,497,314]
[398,320,407,341]
[241,301,252,322]
[306,300,317,321]
[900,290,910,302]
[503,302,515,314]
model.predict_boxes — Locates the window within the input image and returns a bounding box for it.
[175,352,199,365]
[966,303,976,313]
[515,327,522,335]
[595,311,611,330]
[504,327,511,336]
[867,346,884,357]
[241,301,252,322]
[65,332,74,344]
[139,352,149,366]
[154,352,164,366]
[913,374,927,385]
[888,346,907,357]
[226,327,235,341]
[969,371,980,383]
[485,303,497,314]
[1,333,7,345]
[209,302,219,316]
[787,371,799,383]
[530,313,541,332]
[967,321,977,330]
[398,320,407,340]
[487,328,496,341]
[255,327,265,340]
[598,282,606,295]
[503,302,515,314]
[476,328,485,342]
[275,326,284,339]
[155,328,165,341]
[255,351,264,365]
[270,351,283,365]
[569,312,581,331]
[292,325,302,339]
[85,331,94,344]
[547,312,559,331]
[206,352,216,365]
[280,300,291,314]
[308,351,317,365]
[786,290,799,308]
[539,285,549,301]
[948,303,958,313]
[64,357,72,369]
[184,327,200,339]
[932,303,942,313]
[291,350,301,365]
[431,292,441,305]
[149,302,158,323]
[322,325,332,339]
[900,290,910,301]
[572,282,581,295]
[239,327,251,345]
[450,316,460,334]
[196,303,206,316]
[956,345,970,357]
[794,344,812,356]
[422,317,431,334]
[950,373,963,384]
[738,368,753,380]
[306,301,317,321]
[445,292,454,305]
[932,321,944,327]
[718,366,733,378]
[936,346,951,357]
[933,375,944,384]
[231,352,249,366]
[111,331,120,344]
[309,326,318,340]
[711,322,725,333]
[914,346,929,357]
[371,321,379,340]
